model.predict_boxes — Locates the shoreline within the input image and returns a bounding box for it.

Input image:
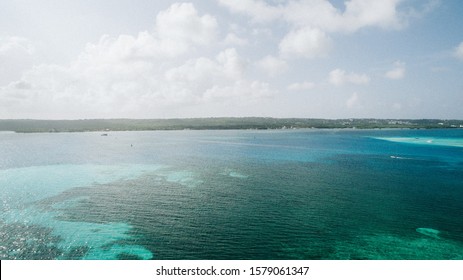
[3,127,463,134]
[1,118,463,133]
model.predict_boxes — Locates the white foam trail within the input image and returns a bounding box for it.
[416,228,441,239]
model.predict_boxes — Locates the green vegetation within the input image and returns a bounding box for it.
[0,118,462,133]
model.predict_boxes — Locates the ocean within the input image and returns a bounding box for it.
[1,129,462,260]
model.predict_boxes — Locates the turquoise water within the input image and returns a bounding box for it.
[1,129,463,259]
[374,136,463,148]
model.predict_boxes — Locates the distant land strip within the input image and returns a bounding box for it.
[0,118,463,133]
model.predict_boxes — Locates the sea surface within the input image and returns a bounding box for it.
[1,129,463,260]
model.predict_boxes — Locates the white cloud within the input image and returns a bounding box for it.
[0,44,273,118]
[76,3,219,63]
[220,0,405,62]
[339,0,403,32]
[216,48,247,79]
[9,80,33,90]
[164,48,271,102]
[385,61,406,80]
[282,0,403,32]
[217,0,281,23]
[279,27,332,58]
[203,80,274,101]
[165,49,245,91]
[329,69,370,86]
[224,33,248,46]
[219,0,404,33]
[346,92,359,108]
[287,82,315,91]
[0,36,35,55]
[0,1,449,119]
[219,0,413,67]
[256,55,288,76]
[155,3,218,46]
[0,3,275,119]
[0,37,36,85]
[455,42,463,60]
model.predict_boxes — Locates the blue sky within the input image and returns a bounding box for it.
[0,0,462,119]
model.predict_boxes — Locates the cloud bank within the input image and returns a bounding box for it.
[0,3,272,119]
[0,0,457,119]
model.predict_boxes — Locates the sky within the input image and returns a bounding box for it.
[1,0,462,119]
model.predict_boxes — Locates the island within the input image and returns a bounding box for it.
[0,118,462,133]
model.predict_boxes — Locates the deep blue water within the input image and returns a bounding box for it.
[1,129,463,259]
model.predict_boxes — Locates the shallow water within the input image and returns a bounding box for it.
[374,136,463,148]
[1,129,462,259]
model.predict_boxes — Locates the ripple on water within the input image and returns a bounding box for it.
[0,164,164,260]
[328,231,463,260]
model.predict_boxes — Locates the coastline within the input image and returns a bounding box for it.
[1,118,462,133]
